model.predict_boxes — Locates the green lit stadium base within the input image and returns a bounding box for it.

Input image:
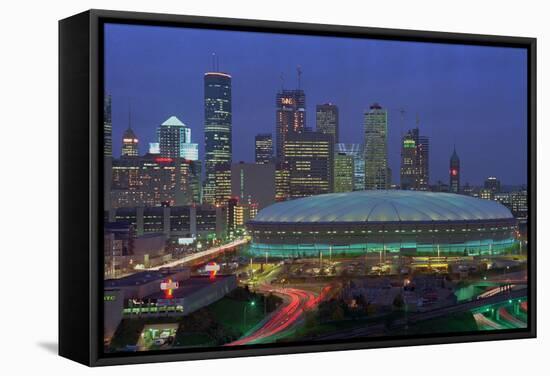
[248,239,519,258]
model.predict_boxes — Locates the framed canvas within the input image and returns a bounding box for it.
[59,9,536,366]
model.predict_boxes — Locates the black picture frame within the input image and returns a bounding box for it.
[59,9,537,367]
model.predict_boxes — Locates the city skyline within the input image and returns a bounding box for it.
[105,23,527,186]
[101,22,530,354]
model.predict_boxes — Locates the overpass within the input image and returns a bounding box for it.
[147,238,249,271]
[306,286,527,341]
[396,286,527,325]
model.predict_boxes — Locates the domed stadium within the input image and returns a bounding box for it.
[246,190,518,257]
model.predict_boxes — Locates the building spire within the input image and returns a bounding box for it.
[451,144,459,161]
[211,52,220,71]
[127,103,132,130]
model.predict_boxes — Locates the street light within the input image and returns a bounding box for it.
[243,300,256,329]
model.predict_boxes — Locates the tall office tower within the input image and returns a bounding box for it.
[255,133,274,164]
[188,160,203,204]
[316,103,339,144]
[104,93,112,157]
[400,127,429,190]
[336,143,365,191]
[334,152,354,192]
[417,134,430,190]
[121,124,139,157]
[484,176,501,194]
[284,132,334,198]
[449,147,460,193]
[364,103,388,190]
[275,89,306,161]
[226,197,239,234]
[204,71,232,205]
[400,131,417,190]
[157,116,199,160]
[275,161,290,202]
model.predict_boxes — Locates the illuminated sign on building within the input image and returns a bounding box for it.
[155,157,174,163]
[204,262,220,280]
[177,237,196,245]
[160,278,179,299]
[281,97,294,105]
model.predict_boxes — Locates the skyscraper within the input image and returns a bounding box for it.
[204,71,232,205]
[334,152,354,193]
[449,147,460,193]
[121,125,139,157]
[104,93,112,157]
[335,143,365,191]
[400,126,430,190]
[255,133,273,164]
[364,103,388,190]
[158,116,199,160]
[316,103,339,144]
[158,116,198,160]
[484,176,501,194]
[275,89,306,161]
[275,161,290,202]
[284,132,334,198]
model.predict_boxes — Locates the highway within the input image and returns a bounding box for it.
[498,307,527,328]
[228,285,333,346]
[147,238,248,270]
[473,313,504,330]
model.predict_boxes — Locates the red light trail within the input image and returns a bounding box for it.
[227,284,333,346]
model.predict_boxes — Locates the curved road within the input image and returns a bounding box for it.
[228,285,332,346]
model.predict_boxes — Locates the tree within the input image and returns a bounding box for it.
[393,293,404,310]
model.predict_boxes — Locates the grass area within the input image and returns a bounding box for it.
[287,311,405,341]
[392,312,478,335]
[288,309,478,341]
[208,296,266,335]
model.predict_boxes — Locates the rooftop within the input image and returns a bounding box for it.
[161,116,186,127]
[104,268,188,287]
[250,190,514,224]
[146,275,235,299]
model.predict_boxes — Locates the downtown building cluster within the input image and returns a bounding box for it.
[103,67,527,276]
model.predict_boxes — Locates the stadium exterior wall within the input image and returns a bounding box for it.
[246,191,519,257]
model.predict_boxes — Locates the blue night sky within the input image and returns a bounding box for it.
[104,23,528,186]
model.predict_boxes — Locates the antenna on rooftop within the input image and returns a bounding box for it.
[399,107,406,138]
[280,72,285,90]
[128,102,132,129]
[297,65,302,89]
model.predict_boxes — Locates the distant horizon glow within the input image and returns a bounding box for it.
[104,23,528,186]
